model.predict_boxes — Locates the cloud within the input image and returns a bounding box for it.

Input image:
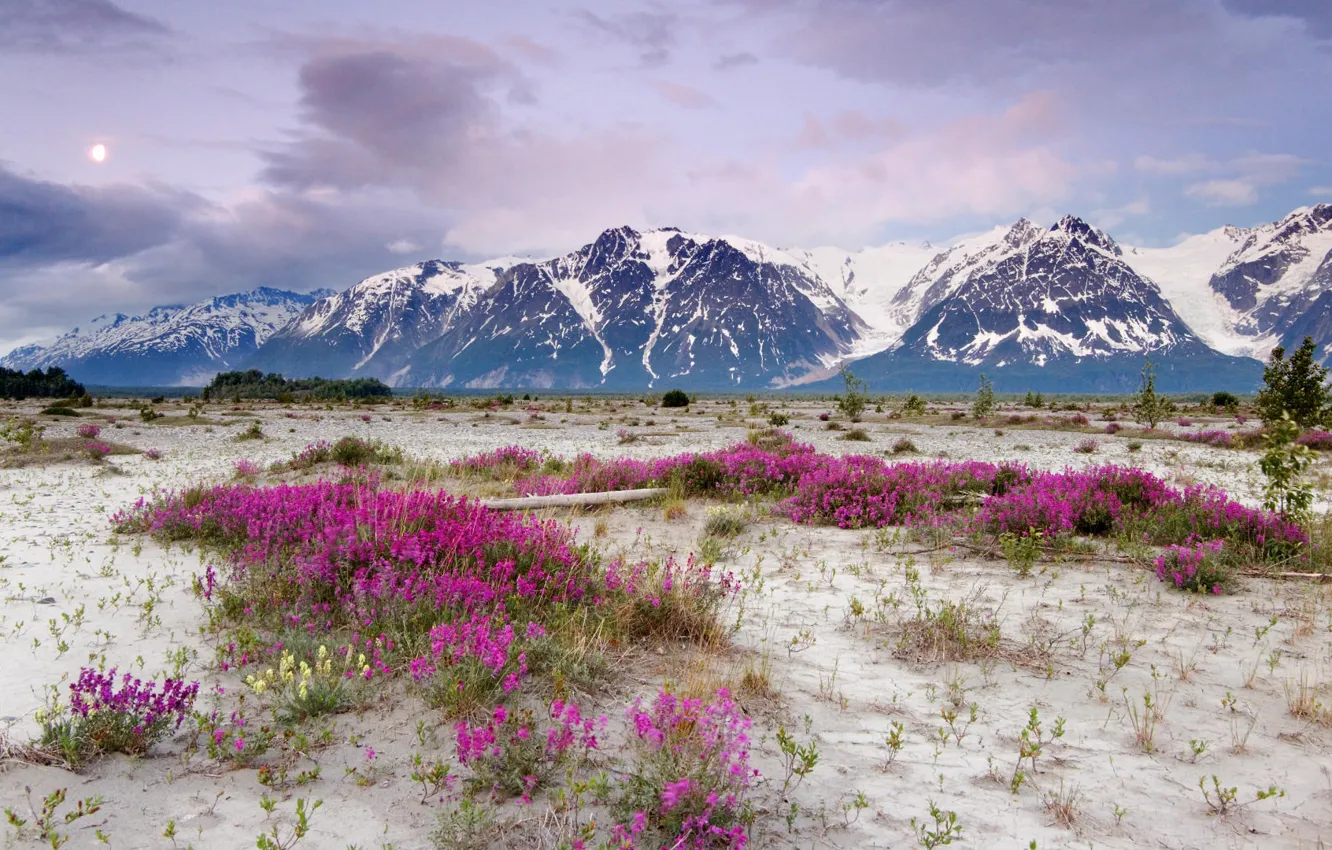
[1091,198,1152,229]
[573,7,677,67]
[500,35,561,66]
[1181,153,1304,206]
[1186,179,1259,206]
[795,110,908,149]
[260,35,527,192]
[0,0,169,54]
[1223,0,1332,37]
[713,51,758,70]
[651,80,717,109]
[1311,186,1332,197]
[0,159,453,350]
[0,165,198,266]
[386,238,421,254]
[1134,153,1214,175]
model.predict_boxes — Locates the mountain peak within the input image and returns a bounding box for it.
[1051,215,1121,255]
[1004,218,1043,248]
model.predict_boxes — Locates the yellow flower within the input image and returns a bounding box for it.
[298,681,308,700]
[317,645,328,660]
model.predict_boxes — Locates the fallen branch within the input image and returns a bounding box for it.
[480,487,667,511]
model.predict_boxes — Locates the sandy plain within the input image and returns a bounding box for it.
[0,395,1328,849]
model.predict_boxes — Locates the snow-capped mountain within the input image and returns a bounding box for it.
[251,226,868,389]
[1127,205,1332,361]
[252,260,517,382]
[11,204,1331,391]
[1,288,331,386]
[829,216,1262,392]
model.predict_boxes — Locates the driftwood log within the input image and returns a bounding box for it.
[479,487,666,511]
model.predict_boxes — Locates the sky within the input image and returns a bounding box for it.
[2,0,1331,353]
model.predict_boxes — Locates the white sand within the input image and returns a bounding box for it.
[0,400,1326,848]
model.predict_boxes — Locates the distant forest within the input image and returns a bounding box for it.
[204,370,393,400]
[0,366,86,400]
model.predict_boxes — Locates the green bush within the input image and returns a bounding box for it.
[661,389,690,408]
[1256,337,1328,428]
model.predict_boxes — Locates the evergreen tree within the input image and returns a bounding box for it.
[1255,336,1329,428]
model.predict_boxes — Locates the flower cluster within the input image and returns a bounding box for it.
[614,688,756,849]
[76,423,101,439]
[1154,539,1229,594]
[1295,430,1332,451]
[68,668,198,731]
[1178,430,1234,448]
[41,668,200,761]
[83,440,112,460]
[455,700,606,799]
[450,433,1306,566]
[449,445,543,478]
[233,458,261,478]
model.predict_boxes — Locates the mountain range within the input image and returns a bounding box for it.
[5,204,1330,392]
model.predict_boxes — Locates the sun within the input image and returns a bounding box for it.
[89,143,107,163]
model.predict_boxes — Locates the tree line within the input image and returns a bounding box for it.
[0,367,86,400]
[202,370,393,401]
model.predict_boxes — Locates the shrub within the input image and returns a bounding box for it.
[83,440,113,460]
[235,421,263,441]
[330,435,400,465]
[836,367,868,421]
[612,689,756,848]
[617,428,639,445]
[973,373,995,419]
[902,394,927,416]
[37,668,198,764]
[768,412,789,427]
[1073,438,1098,454]
[41,406,79,417]
[76,423,101,439]
[1105,422,1122,434]
[455,701,604,799]
[1069,413,1090,427]
[1126,441,1143,452]
[841,427,871,442]
[1155,540,1231,594]
[703,506,748,538]
[138,406,160,423]
[245,643,363,723]
[233,458,261,478]
[1260,413,1314,524]
[1176,417,1193,427]
[661,389,690,408]
[143,448,163,461]
[818,412,831,422]
[1211,391,1240,410]
[1133,357,1166,428]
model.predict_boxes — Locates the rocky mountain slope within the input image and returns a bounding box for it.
[252,226,867,389]
[1,288,330,386]
[8,205,1330,391]
[822,216,1262,392]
